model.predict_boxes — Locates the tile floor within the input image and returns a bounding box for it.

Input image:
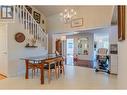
[0,65,118,89]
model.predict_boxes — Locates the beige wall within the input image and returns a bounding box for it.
[118,6,127,88]
[47,6,114,53]
[47,6,113,33]
[7,19,48,77]
[109,25,118,74]
[0,6,48,77]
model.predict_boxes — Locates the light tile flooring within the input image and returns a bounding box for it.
[0,65,118,89]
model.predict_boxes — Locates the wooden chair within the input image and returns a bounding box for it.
[28,61,36,78]
[28,60,41,78]
[55,50,60,56]
[55,50,65,77]
[56,57,65,77]
[44,59,58,83]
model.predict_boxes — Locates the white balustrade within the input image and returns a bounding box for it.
[14,5,48,49]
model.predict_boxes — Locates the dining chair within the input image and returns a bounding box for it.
[44,59,58,83]
[56,57,65,77]
[55,50,60,56]
[28,60,41,78]
[55,50,65,76]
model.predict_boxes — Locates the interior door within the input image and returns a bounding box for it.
[0,24,8,76]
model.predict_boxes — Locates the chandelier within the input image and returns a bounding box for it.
[60,9,76,24]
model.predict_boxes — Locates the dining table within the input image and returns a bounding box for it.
[21,54,62,84]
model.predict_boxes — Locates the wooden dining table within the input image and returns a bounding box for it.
[21,54,62,84]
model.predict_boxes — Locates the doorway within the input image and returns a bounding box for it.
[66,39,74,65]
[94,32,109,60]
[0,24,8,77]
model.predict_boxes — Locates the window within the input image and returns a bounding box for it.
[1,6,13,19]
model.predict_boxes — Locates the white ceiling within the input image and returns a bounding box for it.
[33,6,115,36]
[33,6,113,17]
[33,6,79,17]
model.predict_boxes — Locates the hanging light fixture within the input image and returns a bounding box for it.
[60,9,76,24]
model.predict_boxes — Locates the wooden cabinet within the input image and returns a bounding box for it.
[56,39,62,55]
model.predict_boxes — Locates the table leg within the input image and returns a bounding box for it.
[25,59,29,79]
[40,64,44,84]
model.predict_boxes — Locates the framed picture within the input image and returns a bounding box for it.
[71,18,83,27]
[118,6,125,41]
[42,20,45,24]
[110,44,118,54]
[25,5,32,14]
[33,11,41,24]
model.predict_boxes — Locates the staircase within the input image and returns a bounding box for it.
[0,6,48,49]
[15,5,48,49]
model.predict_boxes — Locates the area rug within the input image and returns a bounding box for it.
[74,60,94,68]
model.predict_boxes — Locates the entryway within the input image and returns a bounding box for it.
[0,24,8,79]
[66,38,74,65]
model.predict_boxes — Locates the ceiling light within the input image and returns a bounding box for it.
[60,9,76,24]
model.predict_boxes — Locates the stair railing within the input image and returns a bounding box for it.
[15,5,48,49]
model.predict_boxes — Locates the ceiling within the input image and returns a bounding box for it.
[33,6,79,17]
[33,6,116,35]
[33,6,114,17]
